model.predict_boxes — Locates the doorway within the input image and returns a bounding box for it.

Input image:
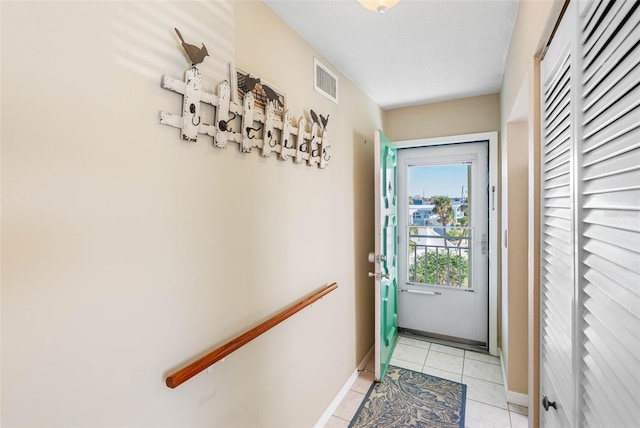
[397,142,489,348]
[390,132,498,356]
[371,132,499,383]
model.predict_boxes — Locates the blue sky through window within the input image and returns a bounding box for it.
[408,165,469,199]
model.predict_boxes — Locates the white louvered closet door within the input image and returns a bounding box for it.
[540,0,640,427]
[578,0,640,426]
[540,1,576,426]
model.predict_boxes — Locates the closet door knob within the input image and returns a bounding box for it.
[542,396,557,411]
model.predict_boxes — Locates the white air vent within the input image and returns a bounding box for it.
[314,58,338,104]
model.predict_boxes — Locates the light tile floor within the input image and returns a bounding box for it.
[325,336,528,428]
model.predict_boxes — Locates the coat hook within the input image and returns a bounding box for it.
[218,112,237,132]
[189,103,200,126]
[267,130,277,147]
[246,125,262,139]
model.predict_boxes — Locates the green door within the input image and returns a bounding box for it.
[372,130,399,381]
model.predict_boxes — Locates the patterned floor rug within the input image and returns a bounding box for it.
[349,366,466,428]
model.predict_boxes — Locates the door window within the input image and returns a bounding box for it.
[406,164,473,289]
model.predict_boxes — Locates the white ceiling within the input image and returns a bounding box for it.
[264,0,519,110]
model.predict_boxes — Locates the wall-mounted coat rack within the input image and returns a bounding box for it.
[159,66,331,168]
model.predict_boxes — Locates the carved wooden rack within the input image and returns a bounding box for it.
[159,66,331,168]
[166,282,338,389]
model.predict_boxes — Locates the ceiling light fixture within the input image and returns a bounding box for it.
[358,0,399,15]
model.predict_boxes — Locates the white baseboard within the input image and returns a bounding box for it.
[314,346,374,428]
[506,390,529,407]
[498,348,529,408]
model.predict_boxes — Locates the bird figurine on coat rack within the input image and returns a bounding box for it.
[319,113,330,129]
[310,109,330,130]
[310,109,319,126]
[174,28,209,66]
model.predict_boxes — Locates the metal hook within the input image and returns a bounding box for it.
[323,149,331,162]
[268,130,277,147]
[246,125,262,139]
[189,103,200,126]
[218,111,237,132]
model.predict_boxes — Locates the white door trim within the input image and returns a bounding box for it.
[394,132,499,356]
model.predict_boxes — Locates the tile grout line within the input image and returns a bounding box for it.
[466,398,512,412]
[422,346,430,370]
[462,373,505,386]
[465,358,501,366]
[462,350,467,382]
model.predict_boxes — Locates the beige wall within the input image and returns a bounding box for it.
[1,1,381,426]
[384,93,500,142]
[501,1,564,121]
[499,0,565,423]
[503,120,529,395]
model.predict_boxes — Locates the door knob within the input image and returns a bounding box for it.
[542,396,557,411]
[368,272,390,280]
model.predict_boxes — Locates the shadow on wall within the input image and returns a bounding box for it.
[352,131,376,362]
[111,1,233,89]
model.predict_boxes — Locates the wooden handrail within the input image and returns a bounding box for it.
[166,282,338,388]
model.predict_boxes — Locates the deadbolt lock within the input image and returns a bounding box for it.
[368,252,387,263]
